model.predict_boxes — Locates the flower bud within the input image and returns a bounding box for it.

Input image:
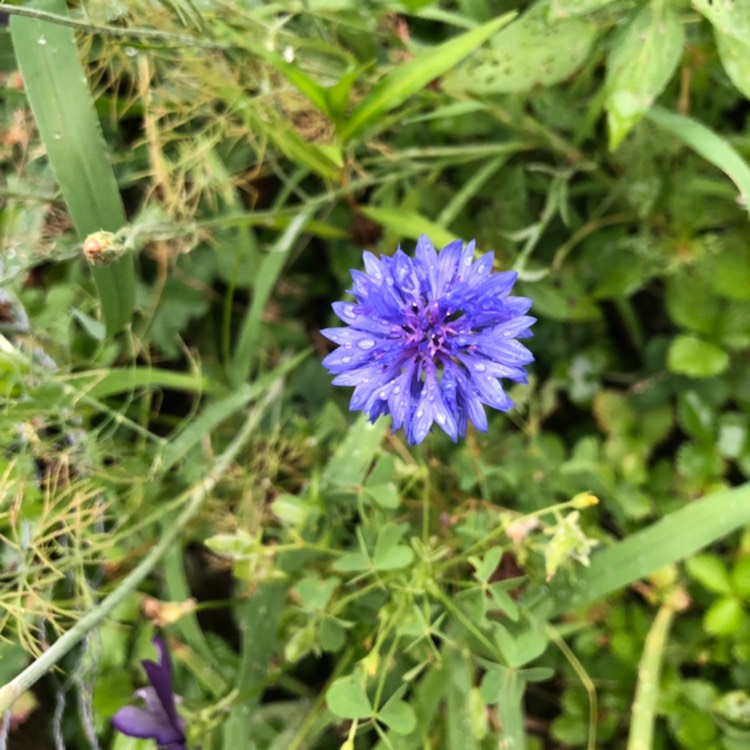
[82,231,124,266]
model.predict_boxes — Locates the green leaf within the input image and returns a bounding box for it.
[294,574,340,612]
[472,547,503,583]
[549,0,619,19]
[693,0,750,44]
[704,597,746,635]
[319,617,348,652]
[731,557,750,598]
[677,391,718,443]
[320,414,388,494]
[357,206,458,249]
[647,107,750,214]
[714,691,750,728]
[718,414,749,460]
[494,625,549,667]
[377,695,417,735]
[666,273,723,335]
[444,0,596,94]
[668,335,730,378]
[373,523,414,571]
[715,30,750,99]
[605,4,684,149]
[686,554,733,596]
[363,482,400,509]
[204,529,256,559]
[340,13,515,141]
[333,550,371,573]
[327,676,372,719]
[707,248,750,301]
[10,0,134,334]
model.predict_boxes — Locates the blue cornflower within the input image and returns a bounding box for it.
[111,636,188,750]
[321,235,535,444]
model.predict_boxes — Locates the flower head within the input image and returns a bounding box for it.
[111,636,187,750]
[321,236,535,444]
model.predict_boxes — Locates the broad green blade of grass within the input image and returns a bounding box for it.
[647,106,750,215]
[358,206,459,248]
[230,210,314,386]
[528,481,750,619]
[10,0,134,334]
[339,12,516,142]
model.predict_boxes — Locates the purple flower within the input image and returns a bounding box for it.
[321,236,535,445]
[111,637,187,750]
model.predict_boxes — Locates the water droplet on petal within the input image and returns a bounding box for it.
[357,338,375,350]
[416,409,424,418]
[342,356,351,364]
[474,363,487,373]
[393,386,401,395]
[464,255,472,265]
[436,413,447,425]
[344,307,356,318]
[379,391,387,399]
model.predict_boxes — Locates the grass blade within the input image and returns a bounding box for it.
[528,482,750,619]
[358,206,459,248]
[339,13,516,142]
[230,210,313,386]
[60,367,210,400]
[10,0,135,333]
[647,106,750,215]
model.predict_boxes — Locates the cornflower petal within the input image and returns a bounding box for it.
[111,637,187,749]
[321,236,535,444]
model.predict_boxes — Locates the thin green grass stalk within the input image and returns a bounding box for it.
[627,591,685,750]
[229,210,314,386]
[2,4,225,48]
[0,386,279,715]
[10,0,134,334]
[546,624,597,750]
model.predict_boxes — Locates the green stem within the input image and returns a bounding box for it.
[627,592,684,750]
[0,391,275,715]
[0,4,227,48]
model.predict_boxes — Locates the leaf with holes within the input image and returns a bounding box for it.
[444,0,596,94]
[605,4,684,149]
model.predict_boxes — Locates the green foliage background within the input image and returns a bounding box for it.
[1,0,750,748]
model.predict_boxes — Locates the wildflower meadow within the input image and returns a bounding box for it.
[1,1,750,749]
